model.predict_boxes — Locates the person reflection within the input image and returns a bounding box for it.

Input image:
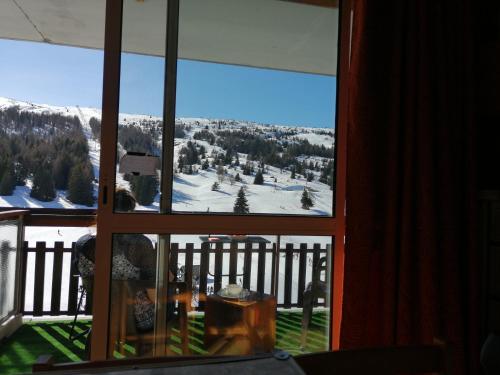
[75,189,161,355]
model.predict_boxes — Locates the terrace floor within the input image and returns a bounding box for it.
[0,311,328,375]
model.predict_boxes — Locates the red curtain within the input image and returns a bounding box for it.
[340,1,479,374]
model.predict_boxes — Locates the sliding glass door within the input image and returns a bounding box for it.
[92,0,342,360]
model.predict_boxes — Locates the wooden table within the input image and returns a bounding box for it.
[204,292,276,355]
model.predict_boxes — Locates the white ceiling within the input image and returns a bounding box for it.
[0,0,338,75]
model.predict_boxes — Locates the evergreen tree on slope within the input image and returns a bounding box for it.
[253,169,264,185]
[301,187,314,210]
[130,175,158,206]
[31,167,56,202]
[233,187,249,214]
[67,164,94,206]
[0,165,15,195]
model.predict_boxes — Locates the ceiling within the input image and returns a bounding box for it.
[0,0,338,75]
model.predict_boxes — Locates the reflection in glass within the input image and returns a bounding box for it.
[107,233,331,357]
[0,220,18,323]
[108,233,159,358]
[169,234,332,355]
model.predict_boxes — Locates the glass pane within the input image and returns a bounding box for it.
[0,41,103,210]
[173,0,338,216]
[108,233,160,358]
[114,0,167,213]
[277,235,332,354]
[0,219,18,323]
[23,226,96,315]
[107,233,332,358]
[168,234,332,356]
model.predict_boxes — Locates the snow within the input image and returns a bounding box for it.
[0,185,95,209]
[0,96,335,215]
[294,131,335,146]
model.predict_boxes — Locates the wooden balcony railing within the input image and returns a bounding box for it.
[20,240,330,317]
[3,209,331,317]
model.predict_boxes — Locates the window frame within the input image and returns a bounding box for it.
[90,0,349,360]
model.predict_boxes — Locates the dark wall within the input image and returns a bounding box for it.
[475,1,500,190]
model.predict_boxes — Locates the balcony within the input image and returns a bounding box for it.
[0,209,331,374]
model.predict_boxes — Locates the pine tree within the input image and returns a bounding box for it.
[13,160,28,186]
[202,159,209,170]
[224,150,233,165]
[253,169,264,185]
[67,164,94,206]
[130,175,158,206]
[211,181,219,191]
[242,162,252,176]
[31,167,56,202]
[301,188,314,210]
[291,167,296,179]
[89,117,101,140]
[178,156,185,173]
[235,173,241,182]
[0,167,15,195]
[53,153,72,190]
[199,145,207,159]
[217,162,225,183]
[233,187,249,214]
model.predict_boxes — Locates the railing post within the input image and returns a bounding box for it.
[257,243,266,294]
[171,242,179,279]
[198,242,209,310]
[14,215,26,318]
[297,243,308,307]
[50,242,64,315]
[19,241,28,315]
[214,243,223,293]
[33,242,46,316]
[284,243,294,308]
[312,243,321,307]
[67,243,79,316]
[273,236,282,299]
[228,241,238,284]
[243,242,252,290]
[184,243,194,297]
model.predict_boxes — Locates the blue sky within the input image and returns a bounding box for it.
[0,39,336,128]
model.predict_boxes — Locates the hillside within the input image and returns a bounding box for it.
[0,97,335,215]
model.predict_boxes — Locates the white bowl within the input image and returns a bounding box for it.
[227,284,243,296]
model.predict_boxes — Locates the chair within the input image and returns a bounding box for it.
[301,256,328,349]
[295,343,450,374]
[69,235,94,347]
[108,280,190,358]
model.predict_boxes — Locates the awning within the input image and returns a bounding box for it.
[0,0,338,76]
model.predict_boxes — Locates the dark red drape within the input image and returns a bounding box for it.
[340,1,479,374]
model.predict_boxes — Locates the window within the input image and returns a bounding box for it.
[0,40,104,212]
[82,0,345,360]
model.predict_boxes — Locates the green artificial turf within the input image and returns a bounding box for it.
[0,311,328,375]
[0,320,91,375]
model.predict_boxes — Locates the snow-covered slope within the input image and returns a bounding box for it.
[0,97,335,215]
